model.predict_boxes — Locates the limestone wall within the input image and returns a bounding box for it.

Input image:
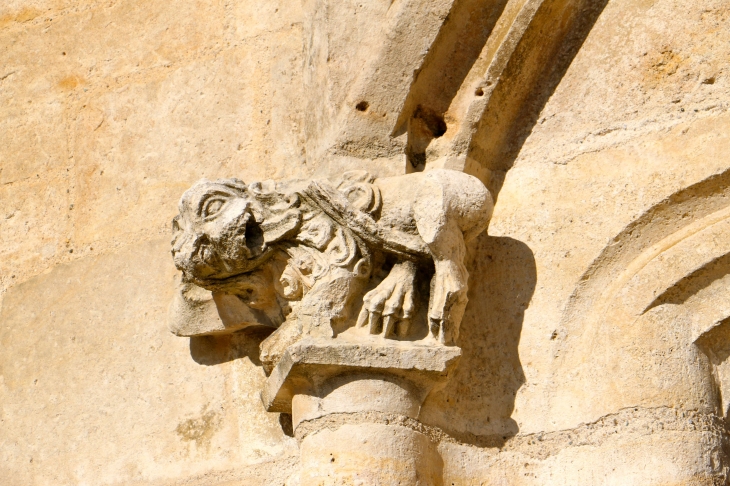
[1,1,305,484]
[1,0,729,485]
[431,0,730,482]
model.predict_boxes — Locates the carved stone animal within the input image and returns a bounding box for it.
[171,169,492,345]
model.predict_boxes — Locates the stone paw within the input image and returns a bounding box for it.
[426,263,468,345]
[356,260,417,338]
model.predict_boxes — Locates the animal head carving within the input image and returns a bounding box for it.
[171,178,302,286]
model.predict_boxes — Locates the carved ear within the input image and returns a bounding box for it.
[335,171,382,215]
[260,210,302,245]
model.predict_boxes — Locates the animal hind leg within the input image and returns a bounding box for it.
[409,170,489,344]
[427,234,468,344]
[414,209,469,345]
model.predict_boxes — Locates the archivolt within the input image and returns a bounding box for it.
[558,167,730,352]
[543,167,730,429]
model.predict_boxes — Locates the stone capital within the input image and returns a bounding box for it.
[261,337,461,418]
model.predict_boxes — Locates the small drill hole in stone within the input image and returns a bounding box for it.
[355,101,369,112]
[475,87,484,96]
[702,76,716,85]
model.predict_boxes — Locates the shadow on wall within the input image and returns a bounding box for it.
[420,234,536,444]
[189,326,274,367]
[189,326,297,436]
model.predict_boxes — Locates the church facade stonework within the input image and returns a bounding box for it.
[1,0,730,484]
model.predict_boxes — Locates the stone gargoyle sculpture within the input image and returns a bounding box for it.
[171,169,492,369]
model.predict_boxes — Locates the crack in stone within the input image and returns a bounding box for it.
[295,406,729,461]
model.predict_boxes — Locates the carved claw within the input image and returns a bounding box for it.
[427,317,455,345]
[382,315,396,337]
[356,260,417,338]
[428,317,442,344]
[368,310,382,334]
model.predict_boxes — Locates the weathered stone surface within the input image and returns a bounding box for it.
[170,169,492,358]
[0,0,306,308]
[2,0,730,483]
[261,338,461,414]
[70,38,306,250]
[299,423,442,486]
[0,240,296,485]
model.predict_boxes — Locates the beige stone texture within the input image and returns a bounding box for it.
[0,239,296,484]
[299,423,443,486]
[1,1,305,484]
[2,0,730,484]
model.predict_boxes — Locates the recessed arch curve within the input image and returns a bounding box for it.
[544,167,730,430]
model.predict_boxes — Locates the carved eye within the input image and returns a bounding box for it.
[202,198,225,219]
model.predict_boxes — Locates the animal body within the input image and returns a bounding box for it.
[171,169,493,345]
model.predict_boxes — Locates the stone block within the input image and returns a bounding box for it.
[262,338,461,414]
[168,280,279,337]
[0,239,292,485]
[69,36,306,251]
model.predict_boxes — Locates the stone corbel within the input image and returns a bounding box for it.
[170,168,492,484]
